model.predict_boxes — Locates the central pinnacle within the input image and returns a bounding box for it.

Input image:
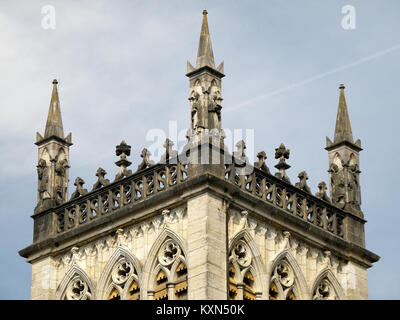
[334,83,354,143]
[196,9,215,69]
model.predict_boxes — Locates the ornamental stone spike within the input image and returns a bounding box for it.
[160,138,178,164]
[136,148,155,172]
[315,181,331,203]
[114,140,133,181]
[274,143,291,183]
[254,151,271,174]
[334,84,354,144]
[233,140,249,166]
[44,79,64,140]
[92,167,110,190]
[295,171,311,193]
[196,10,215,69]
[70,177,88,200]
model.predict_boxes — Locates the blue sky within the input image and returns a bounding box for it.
[0,0,399,299]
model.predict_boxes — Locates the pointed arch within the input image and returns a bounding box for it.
[228,229,266,298]
[333,153,342,169]
[56,264,94,300]
[56,147,66,161]
[39,147,51,164]
[144,228,187,279]
[96,246,142,300]
[312,268,345,300]
[143,228,187,300]
[269,250,309,300]
[349,153,357,166]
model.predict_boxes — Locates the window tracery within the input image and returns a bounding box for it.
[269,260,297,300]
[152,238,187,300]
[312,278,337,300]
[62,274,92,300]
[106,257,140,300]
[228,240,256,300]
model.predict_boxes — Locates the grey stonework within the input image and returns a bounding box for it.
[20,11,378,300]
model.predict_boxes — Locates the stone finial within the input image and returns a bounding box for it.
[196,9,215,69]
[137,148,155,172]
[116,140,131,158]
[274,143,291,183]
[233,140,249,166]
[70,177,88,199]
[160,139,178,164]
[282,231,291,249]
[44,79,64,139]
[315,181,331,203]
[92,168,110,190]
[254,151,270,174]
[295,171,311,193]
[235,140,246,155]
[333,83,354,144]
[323,250,332,267]
[114,140,133,181]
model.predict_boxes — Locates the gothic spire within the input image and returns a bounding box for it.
[44,79,64,139]
[333,84,353,144]
[196,10,215,69]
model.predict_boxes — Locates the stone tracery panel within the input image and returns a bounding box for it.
[312,278,337,300]
[228,239,258,300]
[151,238,188,300]
[106,257,140,300]
[269,259,297,300]
[64,275,92,300]
[56,265,93,300]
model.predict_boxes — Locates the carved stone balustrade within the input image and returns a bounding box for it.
[50,161,188,235]
[224,163,346,239]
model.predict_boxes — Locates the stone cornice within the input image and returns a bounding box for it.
[19,172,379,268]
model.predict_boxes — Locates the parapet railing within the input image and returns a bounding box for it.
[55,162,189,234]
[52,158,345,240]
[224,163,345,238]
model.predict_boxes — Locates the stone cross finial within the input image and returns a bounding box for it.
[160,139,178,164]
[70,177,88,199]
[235,140,246,156]
[274,143,291,183]
[315,181,331,203]
[295,171,311,193]
[114,140,133,181]
[233,140,249,167]
[137,148,155,172]
[254,151,270,174]
[92,168,110,190]
[116,140,131,158]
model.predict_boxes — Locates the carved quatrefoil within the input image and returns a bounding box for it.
[233,242,252,268]
[65,276,91,300]
[276,261,294,288]
[111,259,133,285]
[158,240,180,267]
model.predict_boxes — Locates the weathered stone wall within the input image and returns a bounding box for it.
[227,208,368,299]
[29,198,368,300]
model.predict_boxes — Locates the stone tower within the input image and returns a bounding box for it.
[20,12,378,300]
[187,10,225,137]
[326,85,362,218]
[34,79,72,215]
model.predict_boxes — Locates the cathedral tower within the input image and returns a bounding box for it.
[34,79,72,214]
[20,12,378,301]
